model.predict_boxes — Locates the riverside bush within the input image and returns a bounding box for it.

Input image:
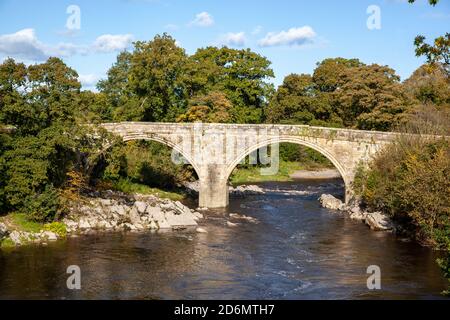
[355,134,450,294]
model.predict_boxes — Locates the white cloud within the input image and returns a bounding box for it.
[219,32,246,47]
[0,28,48,61]
[78,74,101,87]
[92,34,134,53]
[258,26,316,47]
[0,28,134,62]
[189,12,214,27]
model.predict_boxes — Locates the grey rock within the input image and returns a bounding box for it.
[158,219,172,229]
[147,206,165,221]
[9,231,22,245]
[129,207,141,225]
[165,212,197,227]
[42,231,58,241]
[365,212,394,231]
[319,194,345,211]
[0,222,9,239]
[134,201,147,214]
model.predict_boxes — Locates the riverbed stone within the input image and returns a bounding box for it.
[165,212,197,228]
[42,231,58,241]
[9,231,22,245]
[129,207,141,225]
[134,201,147,214]
[365,212,394,231]
[319,194,345,211]
[157,219,172,229]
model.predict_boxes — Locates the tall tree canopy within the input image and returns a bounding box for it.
[98,35,275,124]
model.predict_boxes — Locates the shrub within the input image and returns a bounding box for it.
[24,185,60,222]
[43,222,67,238]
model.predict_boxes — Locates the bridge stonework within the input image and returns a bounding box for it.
[101,123,397,208]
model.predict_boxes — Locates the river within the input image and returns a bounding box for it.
[0,179,447,300]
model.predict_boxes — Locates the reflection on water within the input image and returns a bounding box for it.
[0,179,448,300]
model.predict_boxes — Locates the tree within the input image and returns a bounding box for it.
[0,57,111,221]
[312,58,362,92]
[335,64,410,130]
[128,34,189,122]
[177,91,232,123]
[408,0,439,6]
[409,0,448,76]
[266,73,341,126]
[414,33,450,76]
[404,63,450,106]
[1,57,81,135]
[186,46,274,123]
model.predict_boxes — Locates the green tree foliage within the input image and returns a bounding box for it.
[267,58,410,131]
[177,91,232,123]
[356,137,449,246]
[404,63,450,106]
[101,141,196,190]
[408,0,439,5]
[0,57,109,221]
[185,46,274,123]
[98,35,274,124]
[414,33,450,76]
[335,64,410,130]
[266,73,343,127]
[313,58,362,92]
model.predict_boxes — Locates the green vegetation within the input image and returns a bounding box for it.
[43,222,67,238]
[108,178,185,202]
[0,237,14,249]
[231,161,299,185]
[3,212,43,233]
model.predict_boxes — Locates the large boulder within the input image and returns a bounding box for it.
[231,185,265,197]
[129,207,141,225]
[147,206,165,222]
[365,212,394,231]
[134,201,147,214]
[9,231,22,245]
[165,212,197,228]
[319,194,345,211]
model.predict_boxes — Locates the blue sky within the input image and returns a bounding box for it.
[0,0,449,90]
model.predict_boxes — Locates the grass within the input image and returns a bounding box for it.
[0,237,15,249]
[230,160,334,186]
[109,178,186,201]
[2,212,43,233]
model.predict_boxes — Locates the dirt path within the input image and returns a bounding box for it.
[289,169,341,180]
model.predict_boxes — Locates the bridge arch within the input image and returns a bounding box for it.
[225,136,349,197]
[104,134,202,183]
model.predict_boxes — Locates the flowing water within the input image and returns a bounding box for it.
[0,180,448,300]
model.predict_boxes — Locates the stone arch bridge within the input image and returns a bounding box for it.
[100,122,398,209]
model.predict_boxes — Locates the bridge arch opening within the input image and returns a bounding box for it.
[92,137,200,200]
[225,137,348,202]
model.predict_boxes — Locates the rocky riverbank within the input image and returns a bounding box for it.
[64,191,203,233]
[0,190,205,247]
[319,194,395,231]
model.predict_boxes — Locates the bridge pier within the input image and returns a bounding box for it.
[198,165,229,209]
